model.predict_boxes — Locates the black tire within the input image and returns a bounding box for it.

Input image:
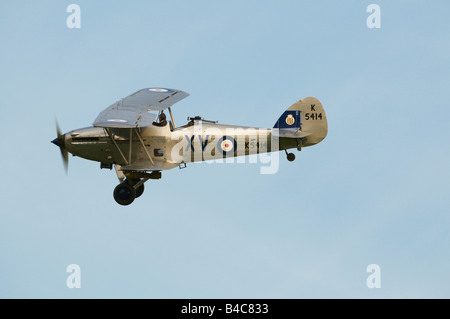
[287,153,296,162]
[135,184,144,198]
[113,182,136,206]
[125,179,145,198]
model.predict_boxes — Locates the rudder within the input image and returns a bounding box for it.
[275,97,328,147]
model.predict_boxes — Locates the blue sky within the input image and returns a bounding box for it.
[0,0,449,298]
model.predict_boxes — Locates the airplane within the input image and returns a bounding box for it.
[51,88,327,205]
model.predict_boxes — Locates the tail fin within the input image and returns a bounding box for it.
[274,97,327,146]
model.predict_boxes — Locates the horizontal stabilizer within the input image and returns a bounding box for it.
[272,128,311,138]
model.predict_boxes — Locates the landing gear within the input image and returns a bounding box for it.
[113,182,136,206]
[113,179,146,205]
[135,184,144,198]
[285,138,302,161]
[285,150,296,162]
[112,165,161,206]
[125,178,145,198]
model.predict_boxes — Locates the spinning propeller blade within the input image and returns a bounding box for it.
[52,119,69,174]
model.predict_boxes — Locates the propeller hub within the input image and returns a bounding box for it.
[51,134,66,149]
[51,138,59,147]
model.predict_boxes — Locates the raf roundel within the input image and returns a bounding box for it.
[221,140,233,152]
[217,136,237,156]
[149,88,169,93]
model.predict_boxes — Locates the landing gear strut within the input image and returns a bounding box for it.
[126,178,145,198]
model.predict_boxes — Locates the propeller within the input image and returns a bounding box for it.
[51,119,69,174]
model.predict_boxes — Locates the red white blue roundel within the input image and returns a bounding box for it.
[148,88,175,94]
[217,136,237,156]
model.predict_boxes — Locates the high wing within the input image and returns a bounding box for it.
[93,88,189,128]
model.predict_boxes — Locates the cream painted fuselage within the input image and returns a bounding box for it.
[63,120,306,171]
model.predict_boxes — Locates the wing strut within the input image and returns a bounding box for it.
[129,128,133,165]
[168,107,176,129]
[104,128,129,165]
[134,128,155,166]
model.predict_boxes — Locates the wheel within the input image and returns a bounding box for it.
[113,182,136,206]
[135,184,144,198]
[125,179,145,198]
[287,153,296,162]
